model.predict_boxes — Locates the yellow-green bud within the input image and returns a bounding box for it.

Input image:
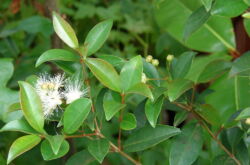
[152,59,159,66]
[245,118,250,125]
[166,54,174,62]
[146,55,153,62]
[141,73,147,83]
[242,12,250,19]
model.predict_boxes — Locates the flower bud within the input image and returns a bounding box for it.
[245,118,250,125]
[141,73,147,83]
[166,54,174,62]
[146,55,153,62]
[152,59,159,66]
[242,12,250,19]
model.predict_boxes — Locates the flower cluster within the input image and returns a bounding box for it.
[35,73,88,118]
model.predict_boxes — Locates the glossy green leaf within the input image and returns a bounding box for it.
[167,79,193,102]
[212,155,235,165]
[18,81,45,133]
[124,125,181,152]
[98,54,125,69]
[183,7,210,41]
[86,58,121,92]
[85,19,113,55]
[66,150,97,165]
[197,104,222,127]
[0,118,38,134]
[211,0,248,17]
[88,138,110,163]
[145,95,164,128]
[103,91,125,121]
[172,51,196,79]
[7,103,21,113]
[201,0,213,11]
[229,51,250,76]
[63,98,91,134]
[174,111,188,127]
[154,0,235,52]
[36,49,79,67]
[236,107,250,120]
[170,123,203,165]
[41,139,69,160]
[143,60,160,86]
[126,83,154,100]
[120,113,137,130]
[7,135,41,164]
[46,135,64,155]
[120,56,143,91]
[52,12,78,48]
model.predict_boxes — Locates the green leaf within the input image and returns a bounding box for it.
[124,125,181,152]
[98,54,125,68]
[229,51,250,76]
[66,150,97,165]
[172,51,196,79]
[145,95,164,128]
[201,0,213,11]
[212,155,235,165]
[63,98,91,134]
[41,139,69,160]
[244,18,250,37]
[167,79,193,102]
[174,111,188,127]
[143,60,160,86]
[7,135,41,164]
[197,104,222,127]
[103,91,126,121]
[120,56,143,91]
[1,118,38,134]
[211,0,248,17]
[85,19,113,55]
[154,0,235,52]
[120,113,137,130]
[46,135,64,155]
[86,58,121,92]
[36,49,79,67]
[183,7,210,41]
[88,138,110,163]
[170,123,203,165]
[52,12,78,48]
[236,107,250,120]
[18,81,45,133]
[7,103,21,113]
[126,83,154,100]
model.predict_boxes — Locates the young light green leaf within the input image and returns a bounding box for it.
[120,113,137,130]
[126,83,154,100]
[63,98,91,134]
[18,81,45,133]
[88,138,110,163]
[145,95,164,128]
[7,102,21,113]
[41,139,69,160]
[7,135,41,164]
[85,19,113,55]
[120,56,143,91]
[36,49,79,67]
[86,58,121,92]
[103,91,126,121]
[46,135,64,155]
[236,107,250,120]
[124,125,181,152]
[167,79,193,102]
[172,51,196,79]
[52,12,79,48]
[201,0,213,11]
[1,118,38,134]
[170,123,203,165]
[183,7,210,41]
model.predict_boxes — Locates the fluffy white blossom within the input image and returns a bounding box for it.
[63,79,88,104]
[35,73,64,118]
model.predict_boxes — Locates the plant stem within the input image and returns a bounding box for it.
[65,133,97,139]
[118,93,125,150]
[130,31,148,57]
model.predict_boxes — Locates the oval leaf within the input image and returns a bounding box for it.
[41,139,69,160]
[7,135,41,164]
[18,81,45,133]
[120,113,137,130]
[52,12,78,48]
[36,49,80,67]
[124,125,181,152]
[85,19,113,56]
[86,58,121,92]
[126,83,154,100]
[63,98,91,134]
[88,138,110,163]
[46,135,64,155]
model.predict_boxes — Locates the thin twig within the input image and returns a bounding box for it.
[65,133,97,139]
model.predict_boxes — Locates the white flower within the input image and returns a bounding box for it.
[63,79,88,104]
[35,73,64,118]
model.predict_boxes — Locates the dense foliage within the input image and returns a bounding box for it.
[1,0,250,165]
